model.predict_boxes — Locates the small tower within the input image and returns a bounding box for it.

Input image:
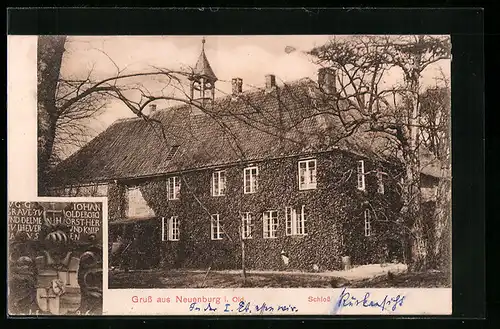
[189,37,218,105]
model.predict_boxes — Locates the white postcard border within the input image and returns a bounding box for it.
[7,35,452,316]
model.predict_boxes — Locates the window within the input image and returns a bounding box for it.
[211,214,223,240]
[241,212,253,239]
[167,176,181,200]
[244,166,258,194]
[212,170,226,196]
[162,216,180,241]
[263,210,278,238]
[364,209,372,237]
[357,160,366,191]
[285,206,307,236]
[298,159,317,190]
[377,170,385,194]
[161,217,167,241]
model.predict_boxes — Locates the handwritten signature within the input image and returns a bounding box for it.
[332,288,406,314]
[189,301,299,314]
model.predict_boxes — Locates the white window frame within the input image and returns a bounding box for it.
[211,214,223,240]
[166,216,180,241]
[285,206,307,236]
[212,170,226,196]
[377,170,385,194]
[357,160,366,191]
[244,166,259,194]
[161,217,167,241]
[298,159,317,190]
[364,209,372,237]
[263,210,278,239]
[241,212,253,239]
[167,176,181,200]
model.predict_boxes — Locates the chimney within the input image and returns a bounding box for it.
[265,74,276,91]
[148,104,157,115]
[231,78,243,95]
[318,68,336,95]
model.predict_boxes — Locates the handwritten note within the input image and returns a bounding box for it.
[130,295,298,315]
[332,288,406,314]
[189,301,299,314]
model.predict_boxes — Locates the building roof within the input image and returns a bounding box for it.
[49,78,443,188]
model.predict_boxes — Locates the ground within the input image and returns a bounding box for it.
[108,264,451,289]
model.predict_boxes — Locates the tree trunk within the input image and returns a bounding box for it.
[37,36,66,195]
[240,225,247,283]
[431,173,451,270]
[402,150,427,272]
[404,41,430,272]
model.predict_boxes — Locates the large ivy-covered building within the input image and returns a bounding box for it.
[49,40,440,272]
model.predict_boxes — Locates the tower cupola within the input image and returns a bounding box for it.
[189,37,217,104]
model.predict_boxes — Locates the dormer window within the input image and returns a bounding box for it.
[298,159,317,190]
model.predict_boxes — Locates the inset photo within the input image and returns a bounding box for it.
[7,200,104,315]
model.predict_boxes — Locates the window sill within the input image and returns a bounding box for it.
[212,194,226,197]
[211,238,224,241]
[168,239,180,242]
[243,191,257,195]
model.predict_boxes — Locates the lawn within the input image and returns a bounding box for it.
[108,267,450,289]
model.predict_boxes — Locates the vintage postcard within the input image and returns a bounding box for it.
[8,35,452,315]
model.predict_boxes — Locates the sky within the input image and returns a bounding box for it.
[60,35,450,139]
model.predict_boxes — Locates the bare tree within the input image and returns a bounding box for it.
[419,82,451,270]
[38,36,67,193]
[213,35,451,271]
[37,36,216,195]
[304,35,451,270]
[50,85,109,165]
